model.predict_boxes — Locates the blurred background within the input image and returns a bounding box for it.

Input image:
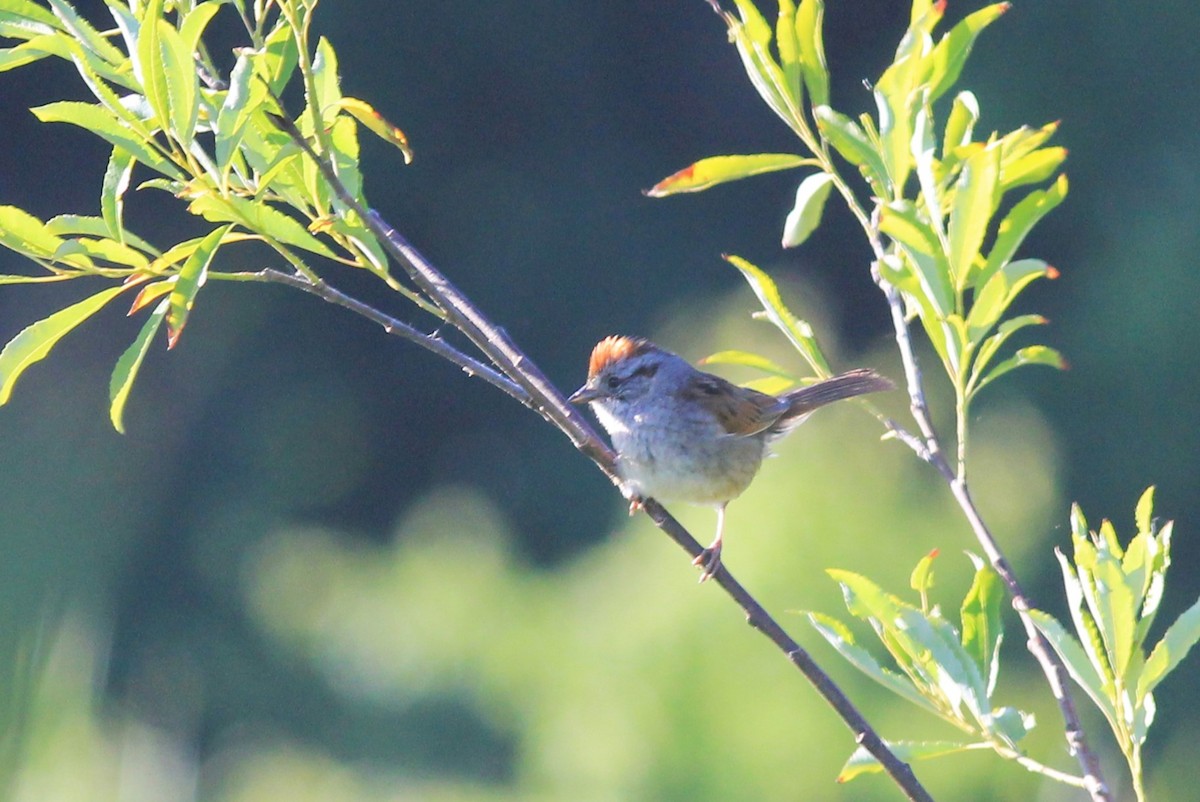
[0,1,1197,799]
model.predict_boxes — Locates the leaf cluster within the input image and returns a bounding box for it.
[0,0,412,431]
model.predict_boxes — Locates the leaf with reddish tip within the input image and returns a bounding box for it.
[645,154,812,197]
[0,284,130,404]
[167,225,230,349]
[337,97,412,164]
[110,297,168,433]
[129,279,175,314]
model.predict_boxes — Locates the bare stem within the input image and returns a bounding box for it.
[865,219,1112,802]
[269,108,934,802]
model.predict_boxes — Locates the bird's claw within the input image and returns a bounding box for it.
[627,495,645,516]
[692,545,722,583]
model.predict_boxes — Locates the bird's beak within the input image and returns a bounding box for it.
[568,383,603,404]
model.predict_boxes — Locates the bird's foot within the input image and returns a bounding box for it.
[692,543,723,583]
[627,495,645,516]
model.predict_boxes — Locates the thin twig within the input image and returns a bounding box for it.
[210,268,532,407]
[270,108,934,802]
[866,219,1112,802]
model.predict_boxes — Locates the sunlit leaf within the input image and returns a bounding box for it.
[814,106,886,192]
[1027,609,1118,730]
[645,154,811,197]
[178,1,223,56]
[724,254,830,374]
[129,278,175,314]
[808,612,940,715]
[925,3,1008,104]
[775,0,800,102]
[943,91,979,156]
[699,350,795,380]
[167,224,230,348]
[838,741,980,783]
[0,204,67,260]
[1136,597,1200,701]
[1000,146,1066,192]
[948,143,1001,288]
[188,193,338,259]
[109,297,168,433]
[795,0,828,107]
[781,171,833,248]
[0,284,130,404]
[965,258,1055,338]
[101,147,136,244]
[960,553,1003,694]
[909,548,938,596]
[31,100,182,179]
[45,0,125,65]
[973,345,1064,393]
[1135,486,1156,536]
[968,313,1047,391]
[981,174,1067,285]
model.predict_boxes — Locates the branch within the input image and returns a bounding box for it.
[271,111,935,802]
[866,220,1112,802]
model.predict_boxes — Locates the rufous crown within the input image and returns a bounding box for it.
[587,336,654,378]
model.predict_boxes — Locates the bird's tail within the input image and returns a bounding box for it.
[772,368,894,433]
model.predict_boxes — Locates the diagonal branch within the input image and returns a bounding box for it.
[866,217,1112,802]
[270,110,935,802]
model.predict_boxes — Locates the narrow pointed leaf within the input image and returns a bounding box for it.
[724,254,830,374]
[645,154,811,197]
[795,0,828,107]
[1136,596,1200,701]
[838,741,981,783]
[0,284,130,404]
[961,553,1003,693]
[965,258,1055,337]
[698,350,795,380]
[1135,486,1155,535]
[982,174,1067,283]
[943,91,979,155]
[109,297,168,433]
[808,612,940,715]
[1027,609,1119,729]
[337,97,413,164]
[167,224,230,348]
[969,313,1047,391]
[814,106,887,190]
[925,3,1009,103]
[32,101,182,179]
[948,143,1001,287]
[781,171,833,248]
[101,147,136,243]
[975,345,1064,393]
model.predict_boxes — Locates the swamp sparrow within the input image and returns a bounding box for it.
[569,336,893,581]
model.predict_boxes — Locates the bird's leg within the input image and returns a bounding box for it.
[692,503,725,583]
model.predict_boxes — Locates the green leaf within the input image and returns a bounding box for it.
[109,297,168,433]
[698,350,795,380]
[781,172,833,248]
[45,0,126,65]
[973,345,1065,394]
[1135,486,1156,535]
[725,4,796,129]
[31,101,183,179]
[808,612,940,715]
[814,106,887,192]
[0,284,130,404]
[1088,548,1139,680]
[943,91,979,156]
[215,49,268,169]
[1027,609,1118,730]
[644,154,812,197]
[0,274,77,285]
[0,0,61,35]
[724,254,830,374]
[961,552,1004,695]
[774,0,800,103]
[0,204,68,261]
[1136,596,1200,701]
[925,3,1009,104]
[795,0,828,107]
[167,224,230,348]
[968,313,1047,390]
[948,143,1001,288]
[136,0,169,127]
[336,97,413,164]
[187,193,337,260]
[909,548,937,596]
[981,174,1068,284]
[178,1,223,56]
[310,36,343,128]
[260,18,300,95]
[838,741,981,783]
[965,258,1056,338]
[102,147,136,244]
[1000,146,1067,192]
[44,213,157,257]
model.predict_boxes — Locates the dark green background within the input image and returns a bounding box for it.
[1,1,1197,799]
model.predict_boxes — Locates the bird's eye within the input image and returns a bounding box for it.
[605,375,622,390]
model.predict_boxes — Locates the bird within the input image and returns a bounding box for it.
[569,335,893,581]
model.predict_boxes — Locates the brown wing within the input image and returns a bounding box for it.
[681,374,789,438]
